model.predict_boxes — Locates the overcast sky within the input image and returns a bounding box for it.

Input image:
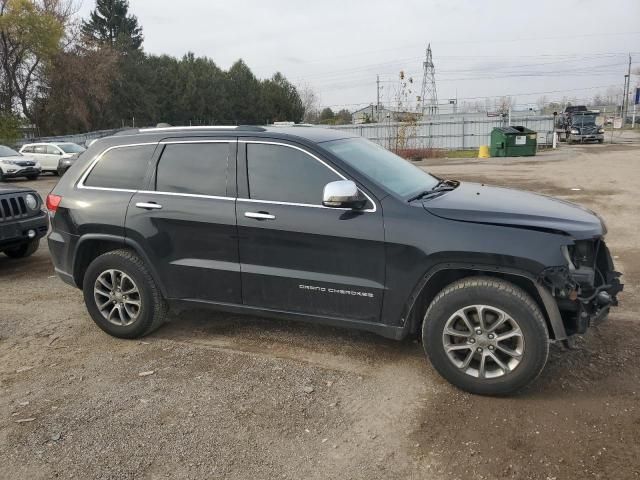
[78,0,639,111]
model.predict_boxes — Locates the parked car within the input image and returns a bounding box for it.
[47,126,623,395]
[0,145,41,181]
[0,183,48,258]
[57,153,82,176]
[19,142,85,175]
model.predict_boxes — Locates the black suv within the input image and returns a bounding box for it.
[1,184,47,258]
[47,126,622,395]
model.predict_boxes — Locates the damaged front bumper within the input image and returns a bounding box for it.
[539,238,623,337]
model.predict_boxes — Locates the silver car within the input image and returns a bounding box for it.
[0,145,41,181]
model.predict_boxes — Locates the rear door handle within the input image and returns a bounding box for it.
[244,211,275,220]
[136,202,162,210]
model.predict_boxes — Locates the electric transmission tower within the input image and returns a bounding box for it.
[420,44,438,116]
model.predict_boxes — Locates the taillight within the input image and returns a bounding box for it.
[46,194,62,213]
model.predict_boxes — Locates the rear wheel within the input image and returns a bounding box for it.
[82,249,168,338]
[3,239,39,258]
[422,277,549,396]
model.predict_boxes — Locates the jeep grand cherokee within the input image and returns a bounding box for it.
[46,126,623,395]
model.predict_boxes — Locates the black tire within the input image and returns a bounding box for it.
[82,249,168,338]
[26,174,39,180]
[597,139,604,144]
[422,277,549,396]
[3,239,39,258]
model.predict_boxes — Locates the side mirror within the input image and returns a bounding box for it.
[322,180,367,210]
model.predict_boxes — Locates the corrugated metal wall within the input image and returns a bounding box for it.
[329,115,555,150]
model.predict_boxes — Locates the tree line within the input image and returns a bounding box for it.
[0,0,306,141]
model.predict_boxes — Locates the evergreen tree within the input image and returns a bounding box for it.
[81,0,143,52]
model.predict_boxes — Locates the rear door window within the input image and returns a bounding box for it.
[83,144,156,190]
[246,143,340,205]
[155,143,230,196]
[34,145,47,154]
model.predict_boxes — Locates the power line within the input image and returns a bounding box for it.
[317,83,624,110]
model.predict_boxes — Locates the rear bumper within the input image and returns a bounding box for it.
[47,229,80,287]
[0,211,48,248]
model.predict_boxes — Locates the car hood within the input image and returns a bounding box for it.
[0,183,34,195]
[422,182,604,239]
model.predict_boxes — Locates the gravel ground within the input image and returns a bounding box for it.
[1,142,639,479]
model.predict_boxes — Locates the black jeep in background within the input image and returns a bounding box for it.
[47,126,622,395]
[0,184,48,259]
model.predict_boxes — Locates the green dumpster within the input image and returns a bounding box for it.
[489,126,537,157]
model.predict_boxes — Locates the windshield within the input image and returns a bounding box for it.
[575,114,597,126]
[56,143,85,154]
[0,145,20,157]
[323,138,439,197]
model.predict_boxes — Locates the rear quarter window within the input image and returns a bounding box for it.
[83,144,156,190]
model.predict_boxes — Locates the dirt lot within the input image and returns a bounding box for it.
[1,143,639,480]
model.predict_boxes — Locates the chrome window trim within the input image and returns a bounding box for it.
[237,197,356,211]
[137,190,234,201]
[76,139,378,213]
[239,140,377,213]
[77,142,158,191]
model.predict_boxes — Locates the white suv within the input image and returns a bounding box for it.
[19,142,86,175]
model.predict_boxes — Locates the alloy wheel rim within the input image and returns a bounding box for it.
[442,305,524,379]
[94,269,141,326]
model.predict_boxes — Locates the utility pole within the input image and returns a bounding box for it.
[376,74,380,121]
[623,53,631,125]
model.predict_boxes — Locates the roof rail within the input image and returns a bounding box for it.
[136,125,267,133]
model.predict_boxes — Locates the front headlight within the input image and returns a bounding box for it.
[570,129,579,134]
[598,128,605,134]
[0,159,18,165]
[25,193,38,210]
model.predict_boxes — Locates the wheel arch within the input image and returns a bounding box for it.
[404,264,567,341]
[72,234,167,297]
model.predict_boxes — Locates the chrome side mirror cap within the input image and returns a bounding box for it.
[322,180,367,210]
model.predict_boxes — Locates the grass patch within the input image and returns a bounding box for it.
[445,149,479,159]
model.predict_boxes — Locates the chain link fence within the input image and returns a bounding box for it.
[14,128,121,148]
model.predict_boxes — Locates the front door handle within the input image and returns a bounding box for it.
[244,211,275,220]
[136,202,162,210]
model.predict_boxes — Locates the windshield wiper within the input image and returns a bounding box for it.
[407,179,459,202]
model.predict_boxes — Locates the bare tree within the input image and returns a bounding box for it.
[495,96,514,115]
[298,82,320,124]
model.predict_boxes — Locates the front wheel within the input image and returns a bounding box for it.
[82,249,168,338]
[422,277,549,396]
[26,174,39,180]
